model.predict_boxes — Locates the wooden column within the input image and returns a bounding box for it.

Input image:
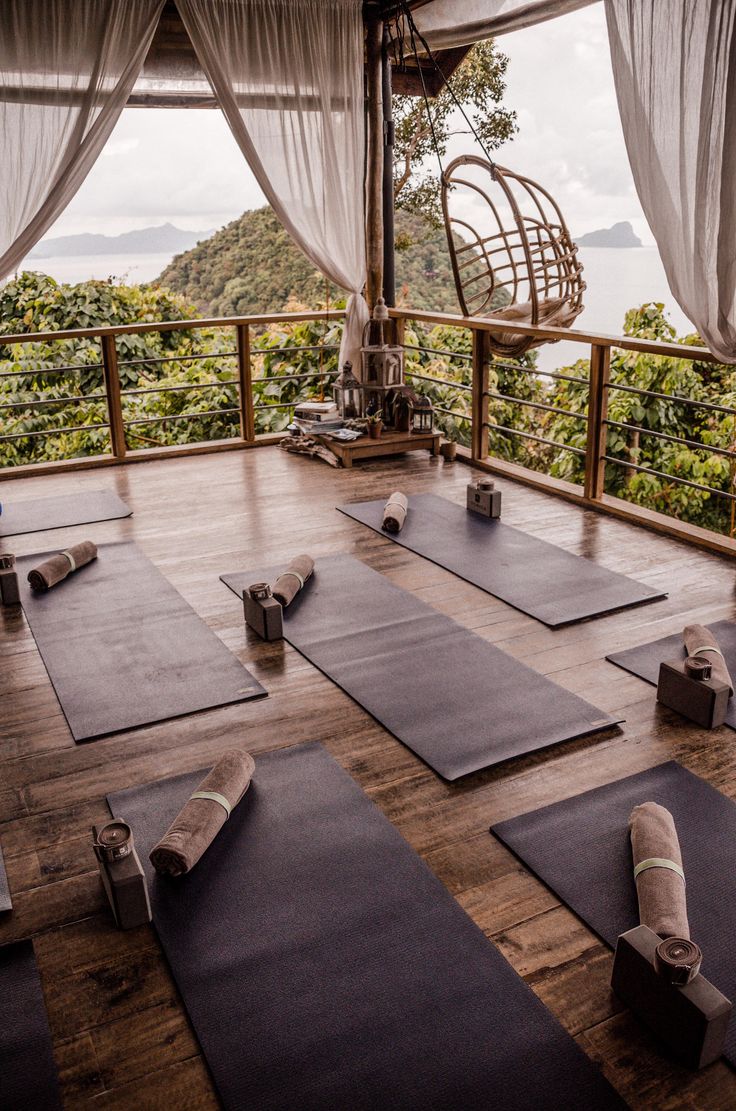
[471,328,490,461]
[365,11,384,310]
[101,334,126,459]
[236,324,256,441]
[584,342,611,500]
[381,23,395,307]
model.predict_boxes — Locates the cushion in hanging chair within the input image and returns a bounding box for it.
[489,296,581,352]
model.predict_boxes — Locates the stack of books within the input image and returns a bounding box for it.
[292,401,343,435]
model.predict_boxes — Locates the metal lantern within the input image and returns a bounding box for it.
[332,362,364,419]
[360,297,404,389]
[411,395,434,434]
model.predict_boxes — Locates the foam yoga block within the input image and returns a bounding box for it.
[339,492,666,627]
[110,744,625,1111]
[221,554,620,780]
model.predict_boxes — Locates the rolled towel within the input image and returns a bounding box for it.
[382,491,408,534]
[271,554,314,607]
[683,624,733,694]
[150,749,255,877]
[27,540,97,592]
[629,801,689,940]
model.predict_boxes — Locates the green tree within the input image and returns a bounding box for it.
[393,40,517,226]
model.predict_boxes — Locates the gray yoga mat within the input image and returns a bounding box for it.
[492,761,736,1067]
[0,489,131,537]
[338,493,666,627]
[109,743,624,1111]
[607,620,736,729]
[0,940,61,1110]
[221,554,620,780]
[18,541,265,742]
[0,841,11,912]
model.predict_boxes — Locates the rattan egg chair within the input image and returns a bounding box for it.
[441,154,586,358]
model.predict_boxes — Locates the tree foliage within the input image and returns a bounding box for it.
[393,40,517,225]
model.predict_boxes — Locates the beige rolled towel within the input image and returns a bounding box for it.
[27,540,97,592]
[629,801,689,939]
[683,624,733,694]
[382,491,408,534]
[271,554,314,607]
[150,750,255,877]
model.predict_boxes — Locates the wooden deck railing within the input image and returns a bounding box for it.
[2,305,735,556]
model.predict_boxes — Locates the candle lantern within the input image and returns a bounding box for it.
[361,297,404,389]
[411,395,434,434]
[332,362,364,419]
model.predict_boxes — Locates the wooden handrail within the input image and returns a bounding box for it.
[389,306,720,363]
[0,309,344,347]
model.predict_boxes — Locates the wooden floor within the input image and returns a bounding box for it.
[1,444,736,1110]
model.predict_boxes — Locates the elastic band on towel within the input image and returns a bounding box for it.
[692,644,723,658]
[190,790,231,817]
[279,571,304,588]
[634,857,685,883]
[62,550,76,572]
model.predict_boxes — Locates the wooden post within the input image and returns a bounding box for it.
[584,342,611,500]
[471,327,490,461]
[381,22,395,307]
[236,324,255,441]
[100,334,126,459]
[365,11,384,310]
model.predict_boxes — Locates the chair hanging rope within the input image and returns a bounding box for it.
[396,4,586,359]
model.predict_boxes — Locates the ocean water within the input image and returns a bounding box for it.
[535,246,694,373]
[16,245,691,375]
[17,252,175,286]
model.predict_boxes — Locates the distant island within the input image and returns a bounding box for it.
[575,221,642,248]
[28,222,215,259]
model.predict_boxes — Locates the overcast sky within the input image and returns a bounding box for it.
[48,2,651,244]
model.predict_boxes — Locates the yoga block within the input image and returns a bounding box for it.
[0,567,20,606]
[466,482,502,519]
[657,659,730,729]
[612,925,732,1069]
[244,591,283,641]
[96,846,152,930]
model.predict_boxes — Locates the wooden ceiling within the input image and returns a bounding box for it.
[130,0,469,107]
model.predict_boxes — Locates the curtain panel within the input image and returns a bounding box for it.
[606,0,736,362]
[410,0,599,48]
[177,0,369,374]
[0,0,165,281]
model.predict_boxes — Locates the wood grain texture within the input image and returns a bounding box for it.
[1,444,735,1108]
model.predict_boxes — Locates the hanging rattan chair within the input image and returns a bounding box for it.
[441,155,586,358]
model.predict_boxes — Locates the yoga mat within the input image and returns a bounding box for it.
[492,761,736,1066]
[17,541,265,742]
[0,489,131,537]
[0,940,61,1110]
[0,840,11,912]
[109,743,624,1111]
[339,493,666,627]
[607,620,736,729]
[221,555,619,780]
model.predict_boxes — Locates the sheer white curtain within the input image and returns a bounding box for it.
[411,0,598,48]
[606,0,736,362]
[0,0,165,281]
[177,0,369,373]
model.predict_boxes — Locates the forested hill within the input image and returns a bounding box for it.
[157,206,463,316]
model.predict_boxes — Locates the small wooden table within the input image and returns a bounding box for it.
[317,428,442,468]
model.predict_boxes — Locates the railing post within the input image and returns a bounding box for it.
[471,327,489,461]
[584,342,611,500]
[236,324,255,442]
[100,334,126,459]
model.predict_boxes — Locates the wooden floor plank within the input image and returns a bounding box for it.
[1,445,735,1107]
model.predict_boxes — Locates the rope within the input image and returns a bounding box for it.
[397,2,499,177]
